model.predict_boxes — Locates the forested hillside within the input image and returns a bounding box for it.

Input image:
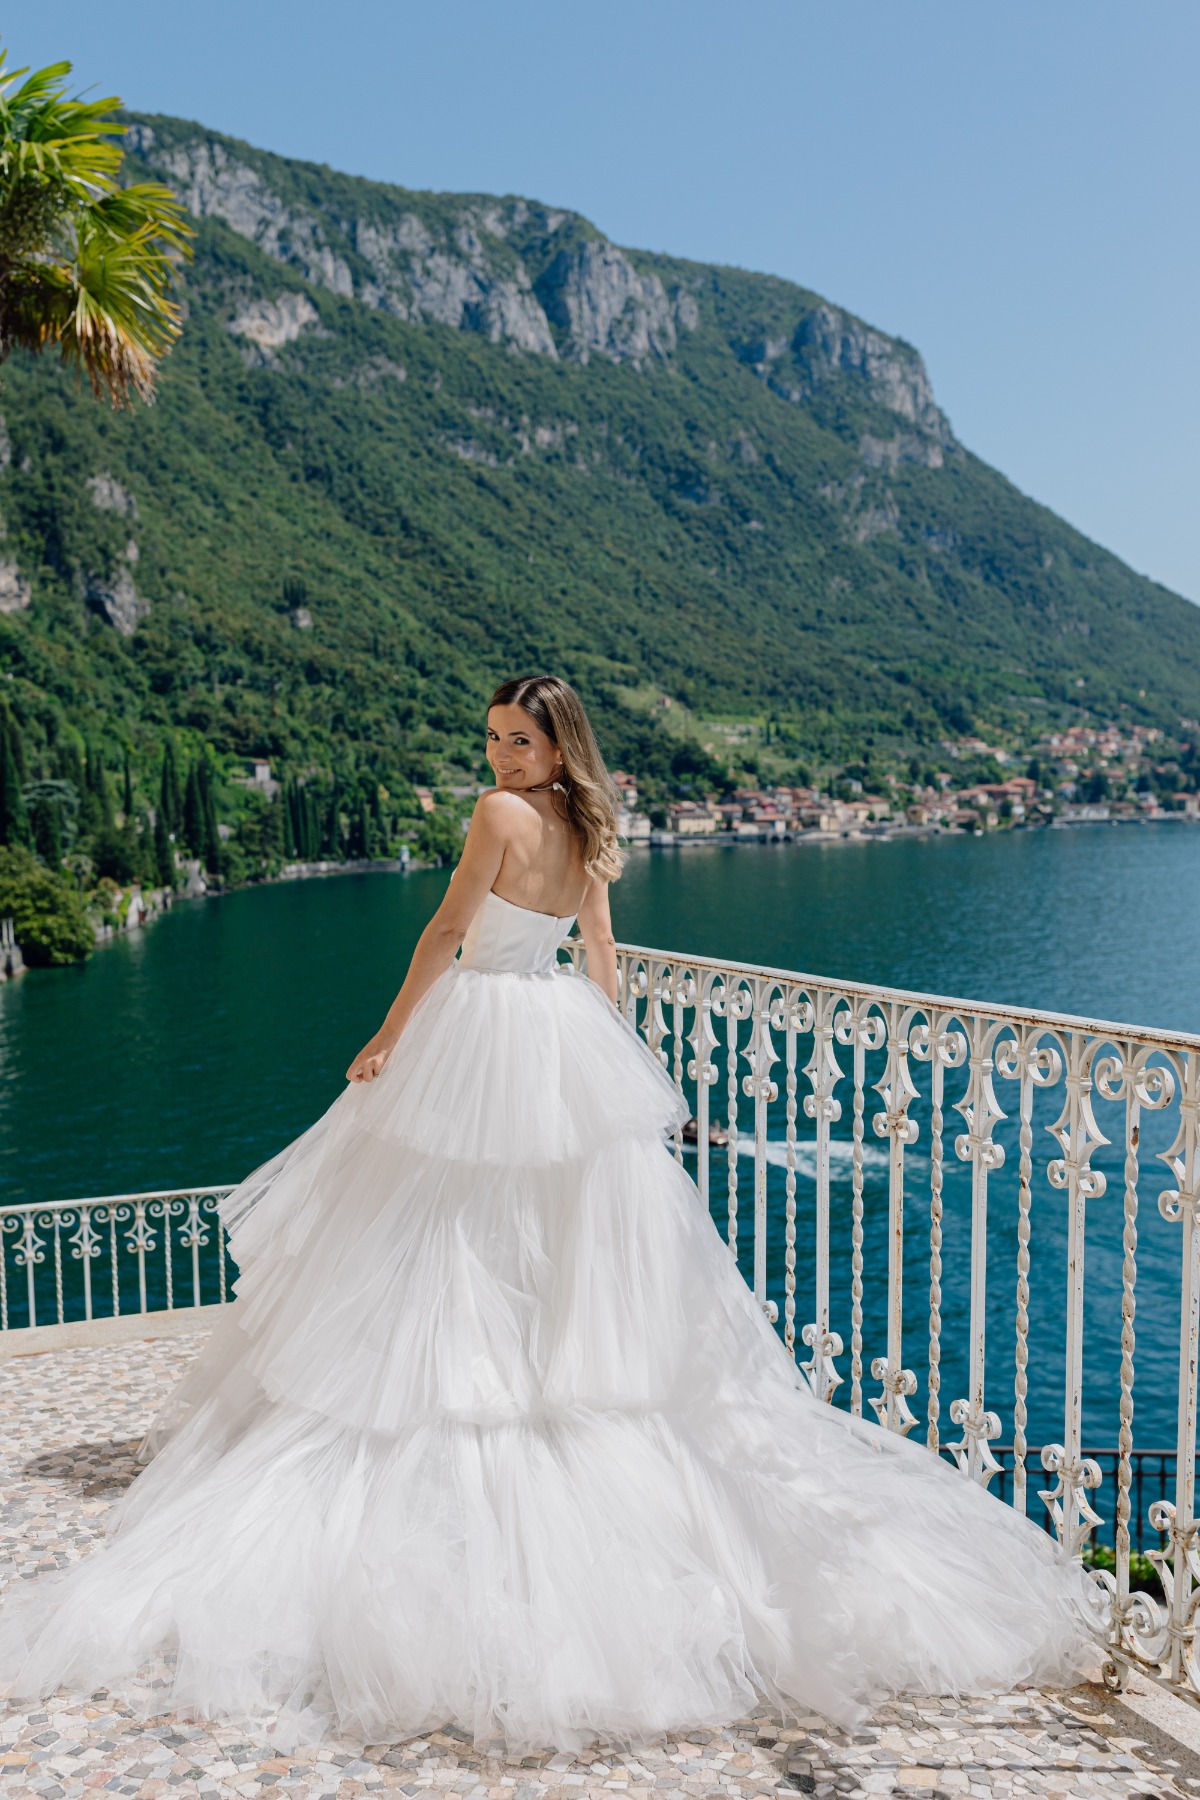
[1,109,1197,883]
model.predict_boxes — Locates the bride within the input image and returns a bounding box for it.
[0,674,1096,1753]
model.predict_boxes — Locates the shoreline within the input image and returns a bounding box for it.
[627,812,1200,851]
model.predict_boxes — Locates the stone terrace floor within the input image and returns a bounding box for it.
[2,1335,1200,1800]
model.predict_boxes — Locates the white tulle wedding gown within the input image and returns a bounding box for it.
[0,891,1096,1751]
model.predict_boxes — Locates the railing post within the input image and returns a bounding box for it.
[15,1210,43,1329]
[1091,1045,1167,1638]
[871,1002,919,1435]
[912,1020,966,1455]
[945,1016,1006,1484]
[1041,1031,1107,1553]
[713,974,750,1263]
[995,1030,1063,1513]
[835,1001,886,1416]
[801,988,843,1399]
[781,991,801,1358]
[1151,1050,1200,1689]
[667,965,695,1165]
[687,969,719,1209]
[1013,1058,1035,1515]
[743,977,780,1320]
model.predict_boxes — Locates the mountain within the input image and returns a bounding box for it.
[0,111,1196,807]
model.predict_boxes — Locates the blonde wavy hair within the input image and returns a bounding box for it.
[489,675,624,882]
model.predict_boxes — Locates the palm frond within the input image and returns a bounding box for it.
[88,183,193,255]
[0,41,195,401]
[11,210,187,402]
[0,45,123,201]
[3,203,194,405]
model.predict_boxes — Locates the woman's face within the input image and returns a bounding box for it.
[486,705,563,791]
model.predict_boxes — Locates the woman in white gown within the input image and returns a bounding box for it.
[0,675,1096,1753]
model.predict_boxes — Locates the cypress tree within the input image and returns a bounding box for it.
[263,792,284,865]
[346,791,364,858]
[322,783,341,859]
[86,744,114,827]
[182,761,204,856]
[55,741,84,819]
[122,748,134,819]
[200,760,221,871]
[282,779,298,858]
[160,740,183,836]
[303,785,320,859]
[2,706,26,779]
[0,721,29,847]
[153,802,174,887]
[30,793,63,867]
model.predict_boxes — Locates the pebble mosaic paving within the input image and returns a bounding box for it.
[0,1334,1195,1800]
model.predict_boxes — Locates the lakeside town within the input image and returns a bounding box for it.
[615,719,1200,844]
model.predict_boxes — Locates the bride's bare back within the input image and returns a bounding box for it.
[488,788,587,918]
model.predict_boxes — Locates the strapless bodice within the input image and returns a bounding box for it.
[457,889,576,975]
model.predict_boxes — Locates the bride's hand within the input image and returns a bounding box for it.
[346,1034,395,1083]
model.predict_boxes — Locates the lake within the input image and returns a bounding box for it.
[3,822,1199,1479]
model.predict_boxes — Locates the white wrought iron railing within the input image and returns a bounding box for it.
[0,1187,234,1332]
[567,940,1200,1708]
[4,942,1200,1708]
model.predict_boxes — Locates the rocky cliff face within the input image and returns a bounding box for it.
[123,116,943,435]
[0,558,31,614]
[793,304,950,440]
[736,305,954,454]
[126,122,688,368]
[535,239,680,364]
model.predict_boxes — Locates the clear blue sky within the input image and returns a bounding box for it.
[13,3,1199,602]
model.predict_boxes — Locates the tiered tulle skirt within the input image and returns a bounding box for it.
[0,963,1097,1750]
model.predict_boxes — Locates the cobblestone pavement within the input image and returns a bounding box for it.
[0,1336,1195,1800]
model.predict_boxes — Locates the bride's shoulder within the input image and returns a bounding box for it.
[470,788,527,837]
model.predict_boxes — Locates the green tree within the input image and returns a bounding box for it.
[322,782,343,859]
[21,777,78,855]
[201,760,220,870]
[182,759,204,858]
[347,789,374,858]
[152,800,173,887]
[122,746,134,818]
[0,843,93,965]
[181,755,221,869]
[228,789,283,881]
[413,809,464,866]
[28,790,62,865]
[159,739,182,836]
[284,776,320,860]
[0,46,192,403]
[0,714,28,845]
[90,819,139,882]
[282,776,297,858]
[83,742,112,828]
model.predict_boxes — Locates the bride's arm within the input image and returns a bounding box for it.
[577,878,619,1007]
[345,794,510,1082]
